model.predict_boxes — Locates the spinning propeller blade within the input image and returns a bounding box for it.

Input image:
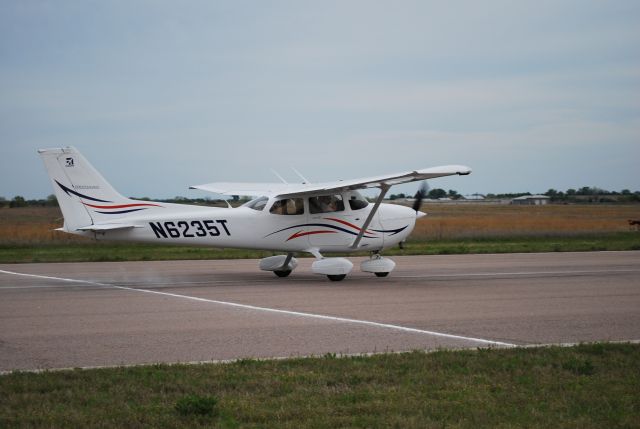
[412,181,429,212]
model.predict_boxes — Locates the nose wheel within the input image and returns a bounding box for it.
[362,253,396,277]
[274,270,292,278]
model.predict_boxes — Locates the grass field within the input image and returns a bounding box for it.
[1,343,638,428]
[415,203,640,239]
[1,205,639,263]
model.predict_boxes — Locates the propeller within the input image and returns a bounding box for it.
[412,181,429,212]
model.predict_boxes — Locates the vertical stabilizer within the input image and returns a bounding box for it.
[38,147,133,231]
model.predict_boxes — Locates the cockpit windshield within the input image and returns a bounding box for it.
[243,196,269,211]
[347,192,369,210]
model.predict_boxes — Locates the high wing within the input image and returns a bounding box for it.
[190,165,471,198]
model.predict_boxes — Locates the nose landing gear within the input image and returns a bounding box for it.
[361,252,396,278]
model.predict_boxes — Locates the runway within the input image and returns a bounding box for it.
[1,251,639,372]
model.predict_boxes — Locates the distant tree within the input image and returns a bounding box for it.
[389,193,406,200]
[45,194,57,206]
[427,188,447,199]
[10,195,27,208]
[621,189,631,195]
[566,188,576,196]
[447,189,461,199]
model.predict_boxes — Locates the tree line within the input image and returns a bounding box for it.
[390,187,640,203]
[2,186,639,208]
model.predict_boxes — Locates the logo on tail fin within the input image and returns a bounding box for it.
[56,180,110,202]
[65,157,74,167]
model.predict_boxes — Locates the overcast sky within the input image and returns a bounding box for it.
[1,0,639,199]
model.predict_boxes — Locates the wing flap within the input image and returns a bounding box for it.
[189,182,294,196]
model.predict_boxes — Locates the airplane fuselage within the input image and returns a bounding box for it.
[77,196,418,254]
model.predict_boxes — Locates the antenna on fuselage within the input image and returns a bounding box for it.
[271,169,288,184]
[291,167,310,184]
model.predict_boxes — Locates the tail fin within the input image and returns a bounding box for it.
[38,147,151,231]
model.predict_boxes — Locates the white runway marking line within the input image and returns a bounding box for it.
[0,269,515,347]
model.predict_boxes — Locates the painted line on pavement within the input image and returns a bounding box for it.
[0,269,515,347]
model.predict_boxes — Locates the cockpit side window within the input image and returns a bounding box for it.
[309,194,345,214]
[348,193,369,210]
[269,198,304,215]
[244,196,269,211]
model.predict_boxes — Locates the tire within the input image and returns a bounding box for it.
[327,274,346,282]
[375,272,389,278]
[274,270,292,278]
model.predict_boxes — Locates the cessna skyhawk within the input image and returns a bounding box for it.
[39,147,470,281]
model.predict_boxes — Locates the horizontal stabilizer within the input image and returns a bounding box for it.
[76,223,140,231]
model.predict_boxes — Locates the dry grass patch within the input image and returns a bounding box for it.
[0,207,87,244]
[413,204,640,239]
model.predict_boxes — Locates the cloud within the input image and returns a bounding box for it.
[1,0,639,198]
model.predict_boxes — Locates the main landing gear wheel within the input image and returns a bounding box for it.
[375,272,389,277]
[274,270,292,278]
[327,274,346,282]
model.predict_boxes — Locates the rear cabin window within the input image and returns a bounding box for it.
[309,194,345,214]
[269,198,304,215]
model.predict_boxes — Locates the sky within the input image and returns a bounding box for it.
[1,0,639,199]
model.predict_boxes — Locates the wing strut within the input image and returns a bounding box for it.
[350,184,391,249]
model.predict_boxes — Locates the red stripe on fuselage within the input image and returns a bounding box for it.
[287,230,337,241]
[324,217,375,235]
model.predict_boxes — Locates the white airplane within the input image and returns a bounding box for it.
[39,147,470,281]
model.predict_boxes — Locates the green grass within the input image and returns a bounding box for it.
[1,344,638,428]
[1,233,639,263]
[391,232,640,256]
